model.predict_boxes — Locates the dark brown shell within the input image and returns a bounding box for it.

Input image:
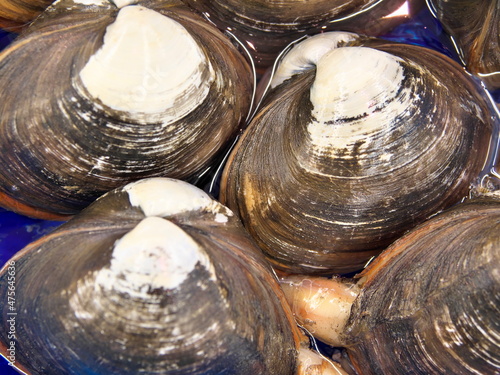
[0,0,253,218]
[342,194,500,374]
[0,177,299,374]
[221,32,498,275]
[182,0,425,74]
[427,0,500,91]
[0,0,53,30]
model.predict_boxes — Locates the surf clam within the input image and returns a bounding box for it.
[280,191,500,374]
[0,177,349,375]
[427,0,500,91]
[182,0,425,74]
[220,31,499,275]
[0,0,253,219]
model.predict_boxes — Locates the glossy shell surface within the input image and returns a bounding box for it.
[342,195,500,374]
[221,32,498,275]
[0,0,253,217]
[182,0,425,73]
[0,0,53,30]
[427,0,500,91]
[0,177,299,374]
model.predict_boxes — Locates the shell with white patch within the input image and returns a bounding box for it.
[180,0,424,74]
[0,0,253,218]
[0,177,300,374]
[220,31,499,274]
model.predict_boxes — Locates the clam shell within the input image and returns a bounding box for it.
[427,0,500,91]
[0,0,53,30]
[342,194,500,374]
[182,0,425,74]
[0,178,299,374]
[0,0,253,217]
[221,32,498,274]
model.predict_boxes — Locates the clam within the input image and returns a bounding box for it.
[280,191,500,374]
[182,0,425,74]
[220,31,499,275]
[0,0,253,219]
[0,177,347,375]
[427,0,500,91]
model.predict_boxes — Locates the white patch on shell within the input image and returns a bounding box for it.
[95,216,212,295]
[124,177,233,221]
[68,0,108,5]
[113,0,137,8]
[308,47,407,154]
[214,213,228,223]
[79,5,213,124]
[270,32,359,88]
[51,0,110,11]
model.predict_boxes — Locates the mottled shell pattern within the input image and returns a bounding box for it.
[0,177,300,375]
[182,0,424,73]
[341,194,500,375]
[0,0,253,218]
[427,0,500,91]
[221,31,498,275]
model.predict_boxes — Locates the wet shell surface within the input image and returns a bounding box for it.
[221,31,498,275]
[427,0,500,91]
[0,0,53,30]
[0,0,253,218]
[182,0,424,73]
[0,177,299,375]
[341,194,500,374]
